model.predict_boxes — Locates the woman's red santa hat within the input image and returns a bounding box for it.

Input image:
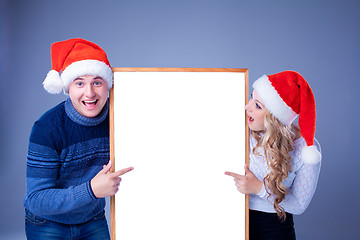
[253,71,321,164]
[43,38,113,94]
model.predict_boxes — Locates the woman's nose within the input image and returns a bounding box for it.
[245,99,252,111]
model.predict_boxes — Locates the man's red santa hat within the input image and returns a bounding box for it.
[43,38,113,94]
[253,71,321,164]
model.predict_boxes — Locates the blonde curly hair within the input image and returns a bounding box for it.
[251,112,300,220]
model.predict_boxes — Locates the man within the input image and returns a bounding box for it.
[23,38,133,239]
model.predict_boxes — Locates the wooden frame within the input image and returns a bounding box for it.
[110,68,249,240]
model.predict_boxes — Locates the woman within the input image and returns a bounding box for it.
[226,71,321,240]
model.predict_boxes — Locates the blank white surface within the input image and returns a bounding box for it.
[113,71,246,240]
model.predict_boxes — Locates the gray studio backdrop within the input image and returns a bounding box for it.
[1,0,359,239]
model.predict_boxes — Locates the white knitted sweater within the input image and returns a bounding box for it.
[249,134,321,215]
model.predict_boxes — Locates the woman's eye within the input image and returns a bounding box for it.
[256,103,262,109]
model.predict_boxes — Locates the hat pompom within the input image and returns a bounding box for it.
[301,145,321,164]
[43,70,63,94]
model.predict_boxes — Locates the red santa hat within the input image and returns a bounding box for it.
[43,38,113,94]
[253,71,321,164]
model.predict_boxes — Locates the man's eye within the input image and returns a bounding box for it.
[94,82,101,86]
[76,82,83,86]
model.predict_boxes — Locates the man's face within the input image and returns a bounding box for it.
[68,75,109,118]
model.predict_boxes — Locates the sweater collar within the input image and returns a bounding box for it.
[65,98,108,126]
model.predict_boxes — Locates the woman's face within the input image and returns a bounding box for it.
[245,90,268,131]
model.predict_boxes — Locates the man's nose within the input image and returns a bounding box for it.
[85,85,95,97]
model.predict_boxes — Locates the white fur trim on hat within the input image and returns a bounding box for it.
[301,145,321,164]
[253,75,297,126]
[61,59,113,93]
[43,70,64,94]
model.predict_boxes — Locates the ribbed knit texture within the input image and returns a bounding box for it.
[249,134,321,215]
[24,98,109,224]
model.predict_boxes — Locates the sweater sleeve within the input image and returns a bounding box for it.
[256,139,321,215]
[24,120,97,216]
[279,160,321,214]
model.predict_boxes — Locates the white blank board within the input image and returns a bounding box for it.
[113,70,247,240]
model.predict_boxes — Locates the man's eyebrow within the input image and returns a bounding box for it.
[94,76,103,80]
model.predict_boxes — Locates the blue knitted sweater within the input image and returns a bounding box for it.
[23,98,110,224]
